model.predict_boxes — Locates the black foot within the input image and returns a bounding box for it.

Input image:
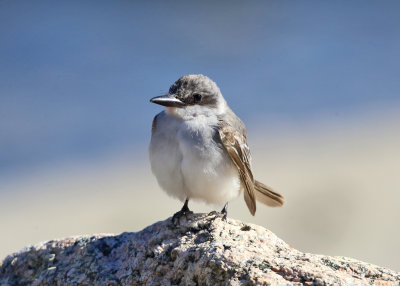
[207,210,219,216]
[208,203,228,221]
[172,199,193,225]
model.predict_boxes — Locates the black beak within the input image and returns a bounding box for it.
[150,94,185,107]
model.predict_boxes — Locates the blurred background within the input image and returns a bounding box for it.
[1,0,399,271]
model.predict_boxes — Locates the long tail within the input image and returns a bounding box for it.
[254,180,284,207]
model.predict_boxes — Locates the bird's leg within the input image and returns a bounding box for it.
[221,203,228,221]
[180,199,191,213]
[172,199,193,224]
[208,203,228,220]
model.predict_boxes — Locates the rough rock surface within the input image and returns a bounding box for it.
[1,213,399,286]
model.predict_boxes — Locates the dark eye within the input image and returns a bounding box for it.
[193,93,202,102]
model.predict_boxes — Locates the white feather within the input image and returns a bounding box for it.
[149,110,241,206]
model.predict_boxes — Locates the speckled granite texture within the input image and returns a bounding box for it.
[1,213,399,285]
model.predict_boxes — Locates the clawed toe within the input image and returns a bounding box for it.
[172,199,193,225]
[207,210,218,216]
[208,211,227,220]
[172,209,193,225]
[208,203,228,221]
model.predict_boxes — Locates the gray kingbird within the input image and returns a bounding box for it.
[149,74,284,222]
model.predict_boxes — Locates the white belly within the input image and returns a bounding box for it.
[149,111,241,206]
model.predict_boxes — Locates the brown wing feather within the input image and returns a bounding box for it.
[254,180,284,207]
[218,123,257,215]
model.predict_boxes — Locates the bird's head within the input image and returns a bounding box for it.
[150,74,227,119]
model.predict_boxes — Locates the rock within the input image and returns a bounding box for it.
[0,213,399,285]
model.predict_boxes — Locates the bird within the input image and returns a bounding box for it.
[149,74,284,222]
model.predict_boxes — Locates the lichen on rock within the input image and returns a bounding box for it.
[1,213,399,285]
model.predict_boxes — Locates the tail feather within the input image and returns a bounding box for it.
[254,180,284,207]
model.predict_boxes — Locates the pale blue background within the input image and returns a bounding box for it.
[1,0,399,178]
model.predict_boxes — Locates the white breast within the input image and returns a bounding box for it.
[149,112,186,200]
[149,111,241,206]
